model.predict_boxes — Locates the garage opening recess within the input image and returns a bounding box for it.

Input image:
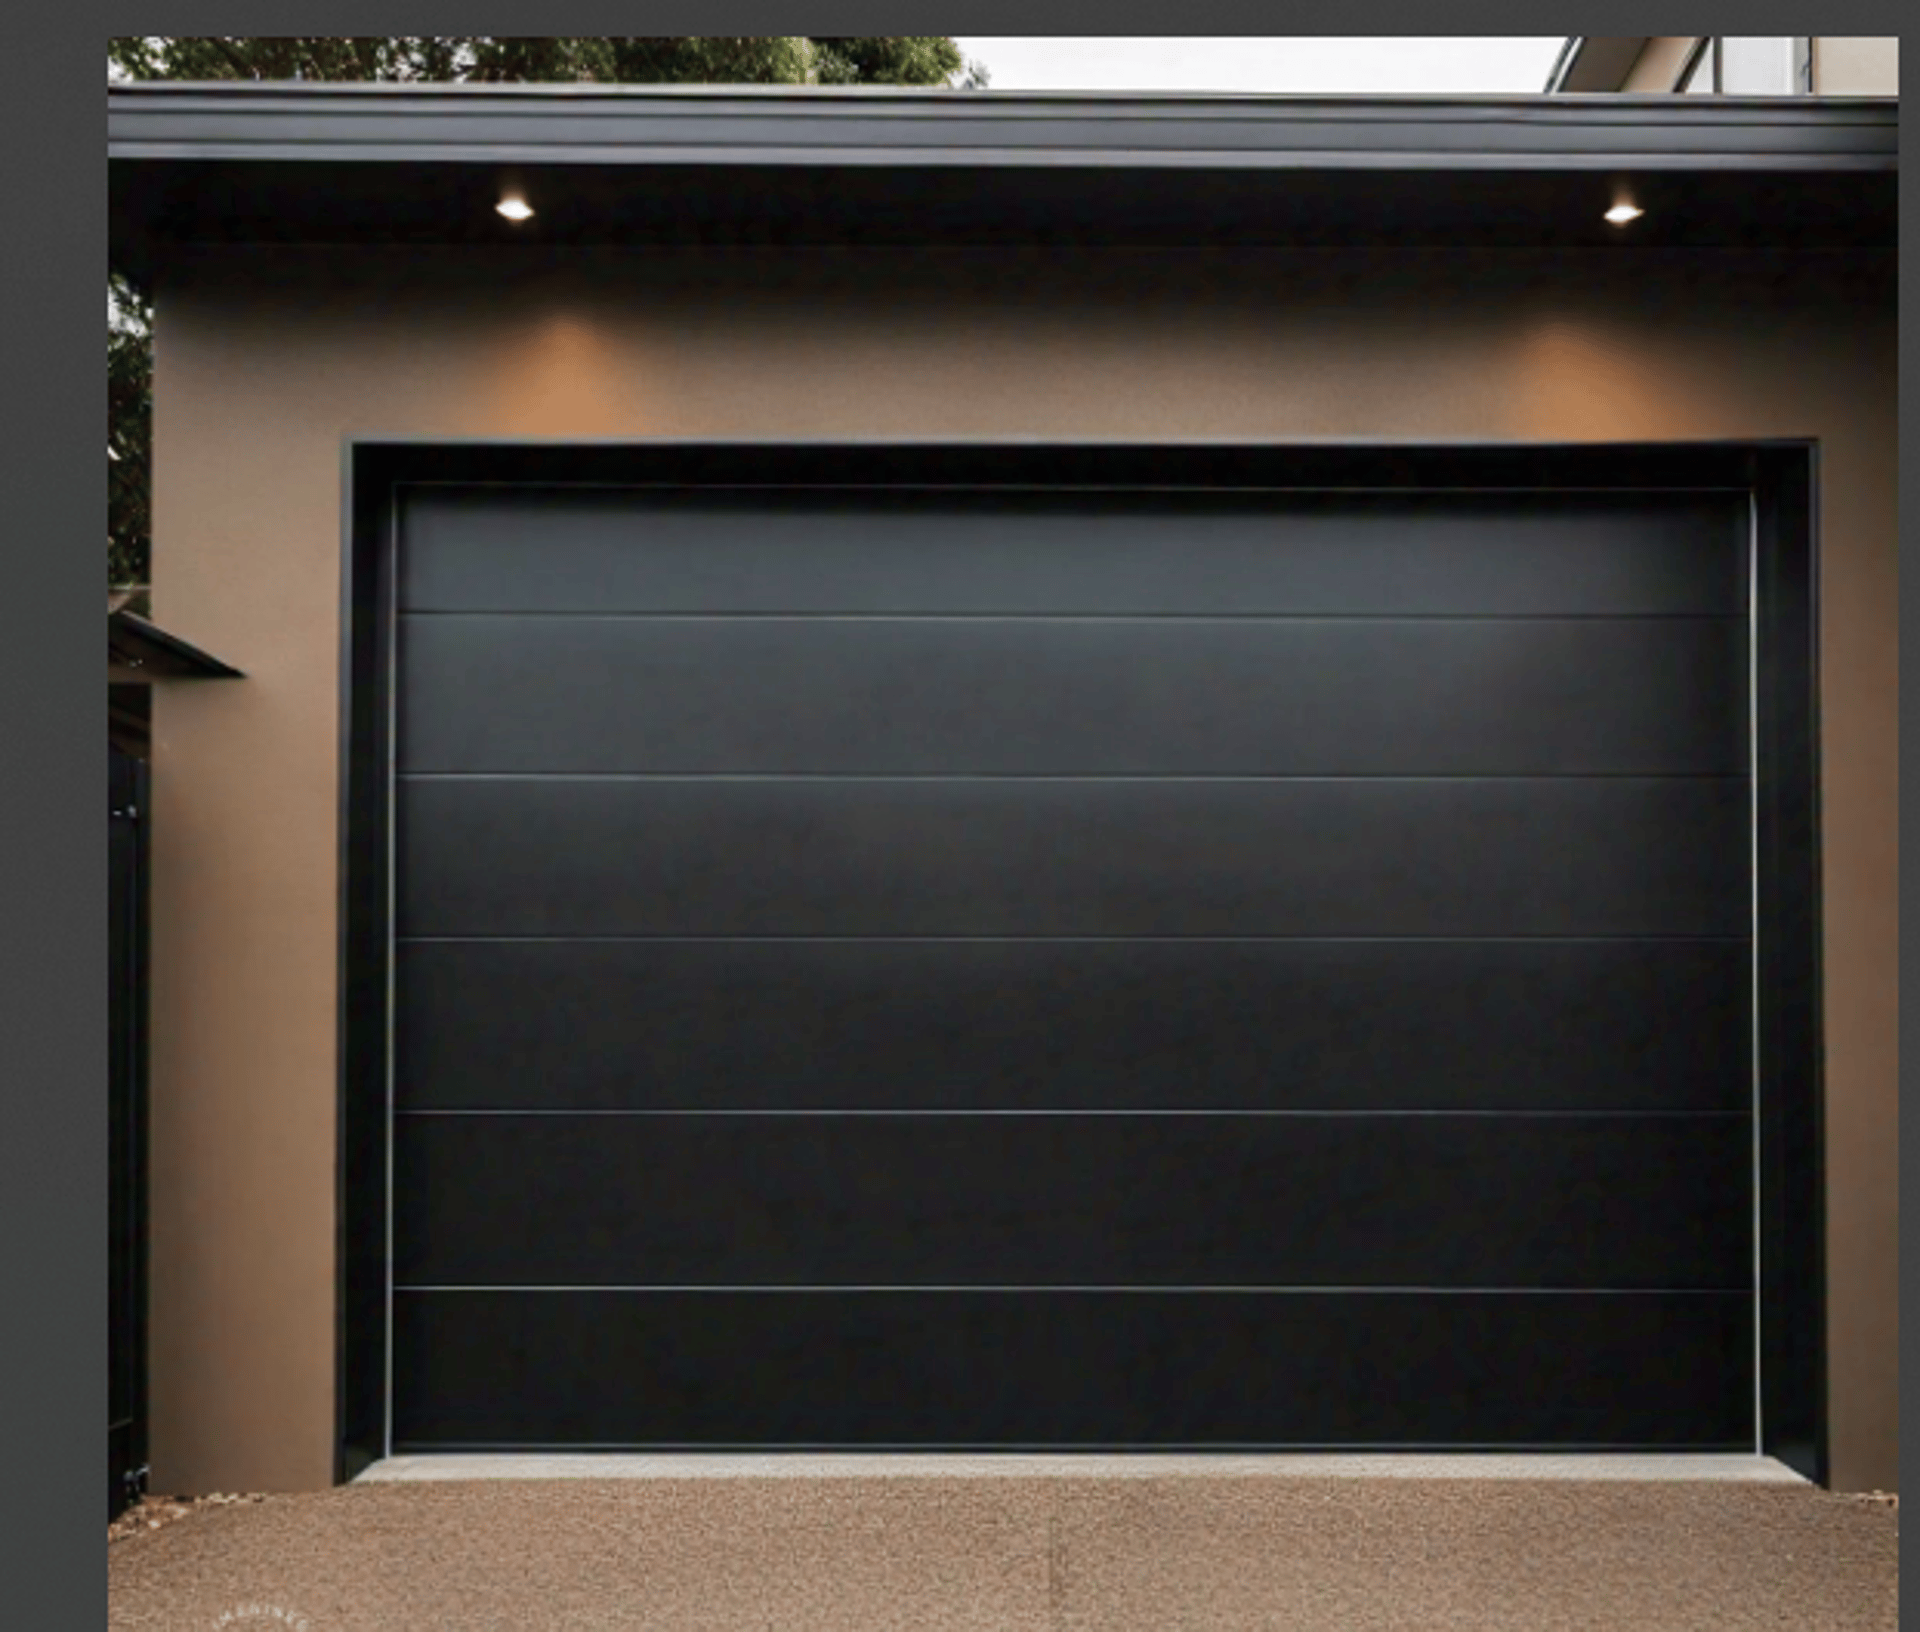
[335,439,1823,1484]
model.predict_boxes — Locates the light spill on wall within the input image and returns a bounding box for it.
[468,308,667,438]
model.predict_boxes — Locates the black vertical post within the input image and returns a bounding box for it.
[109,746,150,1519]
[1752,444,1827,1485]
[337,445,397,1481]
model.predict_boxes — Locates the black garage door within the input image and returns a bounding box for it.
[388,481,1754,1450]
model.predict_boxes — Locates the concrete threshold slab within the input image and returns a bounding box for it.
[357,1452,1808,1483]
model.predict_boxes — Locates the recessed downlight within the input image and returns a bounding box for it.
[1604,202,1644,226]
[496,194,535,222]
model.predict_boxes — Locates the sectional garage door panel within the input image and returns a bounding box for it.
[389,478,1754,1450]
[398,487,1748,616]
[393,1291,1755,1450]
[394,938,1752,1115]
[398,775,1748,940]
[394,1115,1750,1289]
[398,615,1748,777]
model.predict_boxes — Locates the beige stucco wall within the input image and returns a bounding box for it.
[149,244,1898,1494]
[1814,38,1899,94]
[1604,36,1899,94]
[1623,37,1701,91]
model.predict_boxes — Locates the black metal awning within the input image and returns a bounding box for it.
[109,82,1896,290]
[109,605,243,679]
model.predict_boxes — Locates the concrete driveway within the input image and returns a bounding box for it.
[108,1457,1897,1630]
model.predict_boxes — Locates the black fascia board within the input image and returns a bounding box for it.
[107,81,1897,168]
[110,83,1897,288]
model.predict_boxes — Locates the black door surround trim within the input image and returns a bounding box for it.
[336,438,1823,1483]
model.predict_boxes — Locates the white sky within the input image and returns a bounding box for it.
[106,37,1574,94]
[953,37,1568,94]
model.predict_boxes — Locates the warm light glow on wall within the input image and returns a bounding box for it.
[468,309,664,437]
[496,194,535,222]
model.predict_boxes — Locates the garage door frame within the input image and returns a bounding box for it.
[334,438,1824,1484]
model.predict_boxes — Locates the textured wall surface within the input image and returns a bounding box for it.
[149,244,1897,1493]
[1622,37,1699,91]
[1814,37,1899,94]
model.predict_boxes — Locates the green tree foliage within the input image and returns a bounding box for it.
[810,38,968,86]
[105,36,985,585]
[105,36,974,88]
[107,271,151,589]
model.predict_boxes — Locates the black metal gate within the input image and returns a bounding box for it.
[109,745,149,1519]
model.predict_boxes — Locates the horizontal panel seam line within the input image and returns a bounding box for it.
[396,612,1752,622]
[396,934,1754,944]
[393,1285,1753,1295]
[397,482,1756,495]
[389,1436,1766,1451]
[394,1109,1754,1119]
[397,773,1753,782]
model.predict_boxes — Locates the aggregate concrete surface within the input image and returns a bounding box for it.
[108,1474,1897,1630]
